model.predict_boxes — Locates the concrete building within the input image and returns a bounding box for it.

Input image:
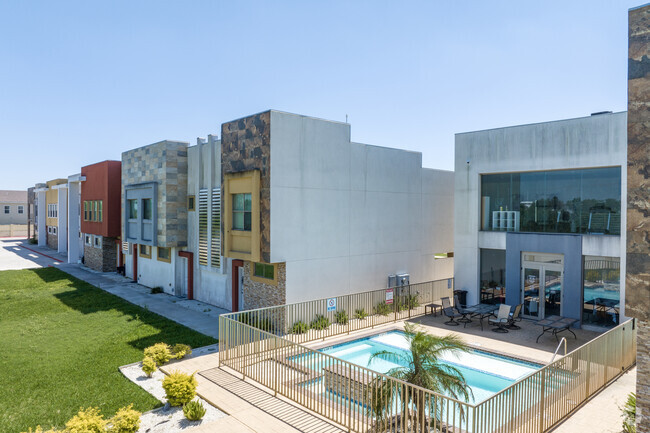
[0,190,28,237]
[79,161,122,271]
[37,179,68,251]
[221,110,454,311]
[454,112,627,330]
[626,4,650,431]
[27,187,35,240]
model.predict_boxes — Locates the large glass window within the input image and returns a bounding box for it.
[232,193,252,231]
[480,249,506,304]
[480,167,621,235]
[128,199,138,219]
[583,256,620,328]
[254,262,274,280]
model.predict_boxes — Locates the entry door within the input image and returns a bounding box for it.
[522,267,541,319]
[521,258,563,320]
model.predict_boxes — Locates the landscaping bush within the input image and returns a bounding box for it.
[355,308,368,320]
[150,286,163,294]
[28,236,37,245]
[183,400,207,421]
[238,312,275,333]
[374,301,392,316]
[407,293,420,309]
[335,310,348,325]
[142,356,157,377]
[310,314,330,331]
[171,343,192,359]
[109,404,141,433]
[622,392,636,433]
[291,320,309,334]
[66,407,108,433]
[144,343,172,366]
[162,371,198,406]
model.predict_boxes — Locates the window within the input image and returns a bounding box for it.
[48,226,52,234]
[253,262,274,280]
[188,195,195,211]
[157,247,171,263]
[480,249,506,305]
[139,245,151,258]
[93,201,98,221]
[85,234,92,246]
[143,198,152,220]
[434,252,454,259]
[480,167,621,235]
[211,188,221,268]
[97,201,103,222]
[52,226,57,235]
[128,199,138,219]
[94,235,102,249]
[232,193,252,231]
[583,256,620,328]
[3,206,9,214]
[18,205,23,214]
[83,202,89,221]
[47,204,58,218]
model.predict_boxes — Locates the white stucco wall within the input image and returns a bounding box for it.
[454,112,627,306]
[136,248,177,293]
[269,111,454,303]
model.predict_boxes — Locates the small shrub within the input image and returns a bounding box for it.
[66,407,108,433]
[144,343,172,366]
[407,293,420,309]
[374,301,392,316]
[355,308,368,320]
[172,343,193,359]
[162,371,198,406]
[109,404,141,433]
[150,286,163,294]
[183,400,207,421]
[142,356,157,377]
[622,392,636,433]
[238,312,274,333]
[291,321,310,334]
[28,236,37,245]
[310,314,331,331]
[335,310,348,325]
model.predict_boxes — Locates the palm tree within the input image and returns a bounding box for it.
[366,323,473,431]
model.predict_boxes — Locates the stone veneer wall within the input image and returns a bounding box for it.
[242,261,286,310]
[121,141,188,247]
[47,232,58,250]
[84,237,118,272]
[628,6,650,432]
[221,112,271,262]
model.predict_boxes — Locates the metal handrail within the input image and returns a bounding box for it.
[549,337,567,364]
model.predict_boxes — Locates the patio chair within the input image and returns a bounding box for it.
[489,304,511,333]
[507,303,523,330]
[441,297,462,326]
[453,294,472,324]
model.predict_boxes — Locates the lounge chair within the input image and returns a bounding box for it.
[489,304,512,333]
[507,304,523,330]
[453,294,472,324]
[441,297,463,326]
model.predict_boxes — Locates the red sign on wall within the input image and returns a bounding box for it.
[385,288,394,304]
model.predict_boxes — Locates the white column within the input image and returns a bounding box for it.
[67,182,81,263]
[58,187,68,254]
[37,191,46,246]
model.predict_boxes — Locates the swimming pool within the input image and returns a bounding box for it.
[296,330,541,404]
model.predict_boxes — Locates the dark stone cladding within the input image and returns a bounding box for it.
[47,232,58,250]
[221,111,271,262]
[84,237,118,272]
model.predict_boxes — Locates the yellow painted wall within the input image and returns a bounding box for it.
[46,179,67,227]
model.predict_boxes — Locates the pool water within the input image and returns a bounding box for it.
[300,330,540,404]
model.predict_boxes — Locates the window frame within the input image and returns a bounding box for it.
[84,234,92,246]
[93,235,102,249]
[17,205,23,214]
[157,247,171,263]
[3,205,9,214]
[139,244,151,259]
[188,195,195,211]
[232,193,252,231]
[251,262,277,285]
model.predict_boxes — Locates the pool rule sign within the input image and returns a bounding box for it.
[385,288,394,304]
[327,297,337,312]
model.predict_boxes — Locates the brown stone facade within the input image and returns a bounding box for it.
[628,6,650,432]
[221,111,271,262]
[47,231,58,250]
[84,236,118,272]
[122,141,188,248]
[242,261,286,310]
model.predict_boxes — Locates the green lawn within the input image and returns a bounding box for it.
[0,268,217,433]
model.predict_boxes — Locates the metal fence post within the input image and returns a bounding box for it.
[538,368,546,433]
[408,285,412,319]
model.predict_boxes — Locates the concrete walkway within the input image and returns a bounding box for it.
[0,239,227,339]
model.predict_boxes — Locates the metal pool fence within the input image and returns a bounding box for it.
[218,279,636,433]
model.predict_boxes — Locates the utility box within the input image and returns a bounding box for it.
[396,273,410,287]
[388,274,397,288]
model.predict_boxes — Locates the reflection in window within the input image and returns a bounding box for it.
[143,198,153,220]
[128,199,138,219]
[480,167,621,235]
[232,193,252,231]
[480,249,505,304]
[583,256,620,328]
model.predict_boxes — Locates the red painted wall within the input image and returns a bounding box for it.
[80,160,121,237]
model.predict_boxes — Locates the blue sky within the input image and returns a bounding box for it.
[0,0,640,190]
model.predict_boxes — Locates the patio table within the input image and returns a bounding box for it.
[534,315,578,343]
[463,303,500,331]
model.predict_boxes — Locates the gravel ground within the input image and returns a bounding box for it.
[119,350,225,433]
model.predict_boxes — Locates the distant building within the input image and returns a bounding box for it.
[42,179,68,251]
[0,190,28,237]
